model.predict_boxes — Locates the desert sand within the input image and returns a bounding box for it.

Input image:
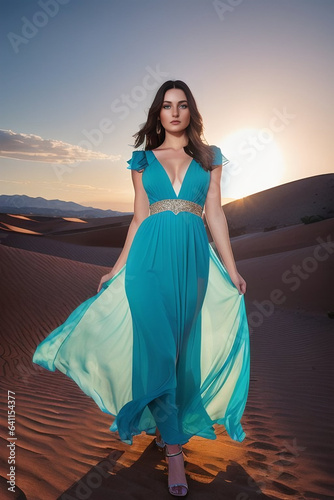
[0,177,333,499]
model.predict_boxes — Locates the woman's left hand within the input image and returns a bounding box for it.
[230,271,247,295]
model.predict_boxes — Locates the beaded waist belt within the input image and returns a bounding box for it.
[149,199,203,218]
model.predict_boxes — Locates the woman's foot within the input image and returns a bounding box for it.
[155,428,165,450]
[165,444,188,497]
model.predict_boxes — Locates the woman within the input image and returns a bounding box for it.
[33,80,250,497]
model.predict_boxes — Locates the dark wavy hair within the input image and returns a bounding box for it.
[132,80,215,171]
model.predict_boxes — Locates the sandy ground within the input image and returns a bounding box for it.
[0,209,333,500]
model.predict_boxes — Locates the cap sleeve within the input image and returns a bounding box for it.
[210,145,229,168]
[126,150,148,172]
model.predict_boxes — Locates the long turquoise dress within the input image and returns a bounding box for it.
[32,145,250,446]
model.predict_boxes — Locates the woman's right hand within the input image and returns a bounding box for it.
[97,271,115,293]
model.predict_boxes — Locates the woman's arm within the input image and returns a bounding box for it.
[97,170,149,292]
[204,166,246,294]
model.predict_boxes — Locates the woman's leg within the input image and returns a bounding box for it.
[147,392,189,445]
[165,443,188,495]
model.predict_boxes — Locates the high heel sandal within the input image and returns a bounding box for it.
[165,444,188,497]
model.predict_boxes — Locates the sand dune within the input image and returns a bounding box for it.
[0,175,333,499]
[230,218,334,261]
[223,173,334,235]
[0,222,42,235]
[7,214,40,222]
[0,212,133,249]
[61,217,88,223]
[234,218,334,314]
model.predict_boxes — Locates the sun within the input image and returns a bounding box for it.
[219,128,285,199]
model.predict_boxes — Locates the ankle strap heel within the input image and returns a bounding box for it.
[165,445,188,497]
[166,448,183,457]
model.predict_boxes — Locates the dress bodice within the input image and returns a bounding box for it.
[126,145,229,207]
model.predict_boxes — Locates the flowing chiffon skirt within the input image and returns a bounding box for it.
[33,243,250,445]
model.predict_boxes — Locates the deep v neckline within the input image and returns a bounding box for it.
[149,150,194,198]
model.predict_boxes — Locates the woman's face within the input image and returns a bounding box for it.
[159,88,191,134]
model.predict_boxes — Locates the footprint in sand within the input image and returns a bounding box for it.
[271,480,298,495]
[247,441,280,451]
[273,458,296,468]
[247,460,270,471]
[277,472,298,482]
[246,451,267,461]
[252,433,274,441]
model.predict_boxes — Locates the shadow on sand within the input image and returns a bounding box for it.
[58,439,280,500]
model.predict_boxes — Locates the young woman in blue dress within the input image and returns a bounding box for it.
[97,80,247,497]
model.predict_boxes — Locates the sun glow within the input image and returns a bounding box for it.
[220,128,285,199]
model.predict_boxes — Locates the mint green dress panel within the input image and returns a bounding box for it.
[33,145,250,446]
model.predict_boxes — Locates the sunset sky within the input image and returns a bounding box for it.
[1,0,333,212]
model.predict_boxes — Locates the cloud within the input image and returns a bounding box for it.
[0,129,120,164]
[0,178,114,192]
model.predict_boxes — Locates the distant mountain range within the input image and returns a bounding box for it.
[0,195,131,218]
[1,174,333,225]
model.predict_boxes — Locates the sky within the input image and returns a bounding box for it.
[1,0,333,213]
